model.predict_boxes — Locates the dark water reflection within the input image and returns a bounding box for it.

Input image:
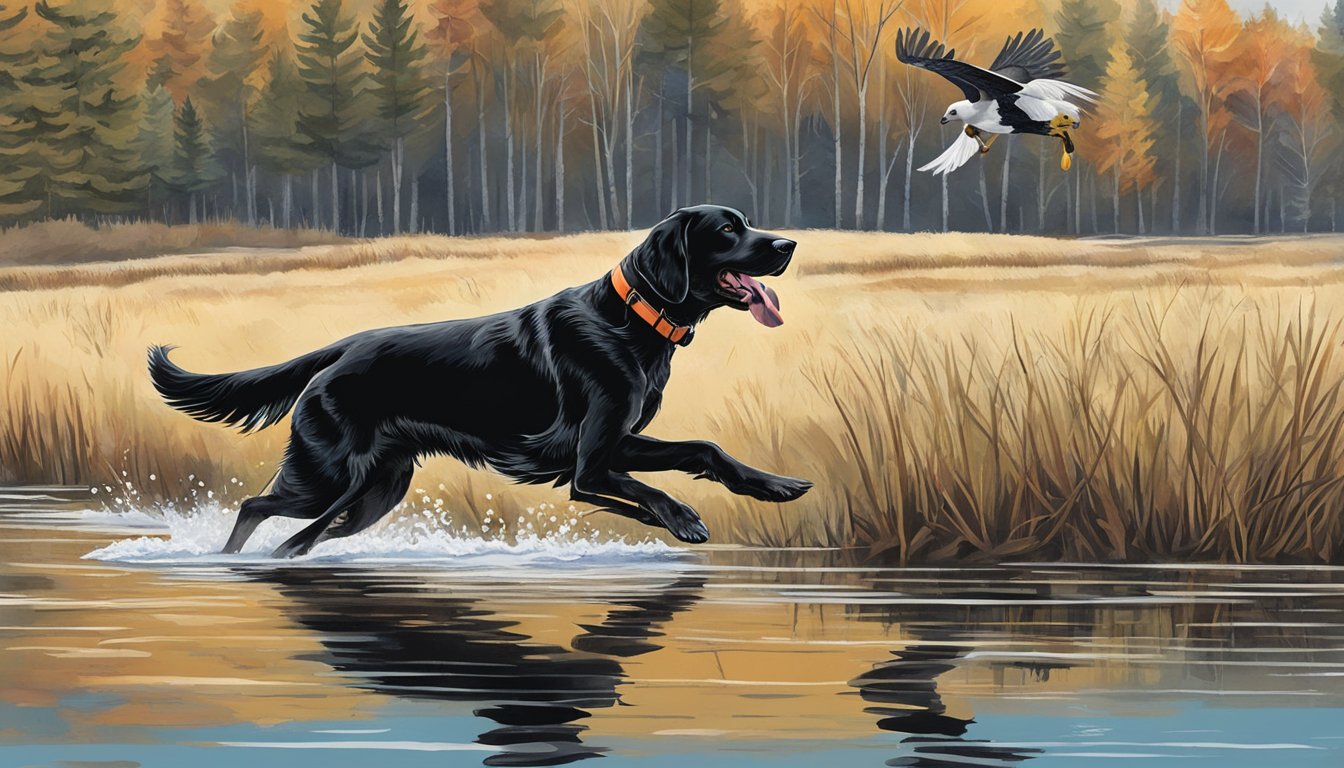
[2,494,1344,767]
[266,569,703,765]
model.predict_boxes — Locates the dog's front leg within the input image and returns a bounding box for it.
[612,435,812,503]
[569,399,709,543]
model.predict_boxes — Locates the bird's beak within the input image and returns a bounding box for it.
[940,117,949,125]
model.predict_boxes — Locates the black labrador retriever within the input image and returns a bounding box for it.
[148,205,811,557]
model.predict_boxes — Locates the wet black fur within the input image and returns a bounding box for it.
[148,205,812,558]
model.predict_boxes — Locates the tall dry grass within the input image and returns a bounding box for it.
[4,228,1344,562]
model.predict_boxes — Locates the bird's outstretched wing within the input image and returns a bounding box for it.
[918,130,981,176]
[895,27,1023,103]
[989,29,1066,83]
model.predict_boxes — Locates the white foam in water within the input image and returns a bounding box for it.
[83,500,687,568]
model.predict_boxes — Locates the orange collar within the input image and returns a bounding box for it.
[610,262,694,346]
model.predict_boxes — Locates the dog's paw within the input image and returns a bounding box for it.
[734,472,814,503]
[270,536,313,559]
[654,499,709,544]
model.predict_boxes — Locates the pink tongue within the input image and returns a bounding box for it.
[730,272,783,327]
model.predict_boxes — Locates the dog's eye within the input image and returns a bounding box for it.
[721,223,734,233]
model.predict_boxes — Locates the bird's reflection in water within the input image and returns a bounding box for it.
[265,569,703,766]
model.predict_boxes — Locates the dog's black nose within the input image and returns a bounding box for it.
[772,239,795,255]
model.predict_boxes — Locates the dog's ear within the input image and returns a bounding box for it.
[630,210,692,304]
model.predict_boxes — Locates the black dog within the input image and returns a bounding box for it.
[148,205,811,558]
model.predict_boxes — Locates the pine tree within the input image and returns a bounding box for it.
[135,84,177,220]
[637,0,732,213]
[0,2,35,217]
[27,0,145,217]
[1094,42,1157,233]
[1055,0,1119,234]
[426,0,486,234]
[1054,0,1117,90]
[364,0,431,234]
[171,96,213,222]
[199,4,267,224]
[295,0,370,233]
[1314,0,1344,123]
[146,0,217,101]
[252,45,319,229]
[1127,0,1189,232]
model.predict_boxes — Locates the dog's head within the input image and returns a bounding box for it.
[627,204,794,327]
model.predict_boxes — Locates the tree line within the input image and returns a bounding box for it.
[0,0,1340,237]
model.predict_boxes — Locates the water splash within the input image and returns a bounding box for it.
[81,498,686,567]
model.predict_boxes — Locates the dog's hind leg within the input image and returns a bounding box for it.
[271,463,378,559]
[222,496,279,554]
[313,463,415,546]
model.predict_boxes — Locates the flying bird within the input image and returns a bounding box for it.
[895,28,1097,175]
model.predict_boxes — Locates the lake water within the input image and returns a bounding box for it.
[3,488,1343,767]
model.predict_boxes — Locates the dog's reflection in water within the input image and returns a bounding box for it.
[264,569,703,766]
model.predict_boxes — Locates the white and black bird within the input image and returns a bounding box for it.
[895,28,1097,175]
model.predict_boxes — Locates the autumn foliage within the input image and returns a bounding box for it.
[0,0,1339,236]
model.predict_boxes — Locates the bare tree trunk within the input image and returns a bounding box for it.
[1113,168,1120,233]
[445,71,456,235]
[311,168,320,230]
[392,136,404,234]
[330,160,339,234]
[241,101,255,225]
[410,176,419,234]
[1210,130,1226,236]
[282,174,292,230]
[555,97,566,232]
[685,53,694,209]
[624,68,633,227]
[939,124,948,231]
[999,137,1012,233]
[376,167,385,235]
[784,97,795,223]
[1089,172,1098,233]
[502,68,516,232]
[1253,107,1263,234]
[1037,143,1046,231]
[534,57,545,232]
[902,133,914,231]
[520,112,529,232]
[1136,182,1145,234]
[829,0,841,228]
[476,68,491,230]
[704,121,712,202]
[670,112,679,210]
[855,86,867,229]
[602,113,620,227]
[1173,100,1182,233]
[1074,160,1081,234]
[978,161,992,231]
[359,172,368,237]
[876,118,888,230]
[589,92,608,228]
[654,97,663,215]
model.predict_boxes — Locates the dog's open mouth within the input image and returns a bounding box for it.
[718,270,782,327]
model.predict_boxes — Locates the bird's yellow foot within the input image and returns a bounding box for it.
[977,133,998,155]
[1061,150,1072,171]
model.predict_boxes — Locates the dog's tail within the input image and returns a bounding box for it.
[147,341,352,433]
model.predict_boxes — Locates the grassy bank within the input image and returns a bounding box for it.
[5,225,1344,562]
